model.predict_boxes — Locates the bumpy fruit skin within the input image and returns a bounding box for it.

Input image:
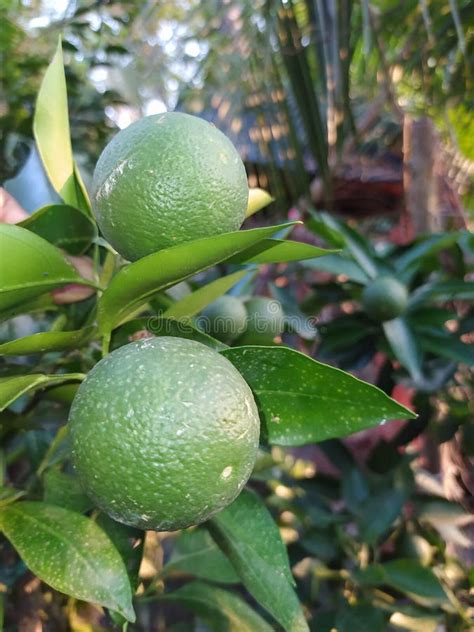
[198,295,248,343]
[361,276,408,322]
[92,112,249,260]
[236,297,285,345]
[69,337,260,531]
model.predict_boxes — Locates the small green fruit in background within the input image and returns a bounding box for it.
[69,337,260,531]
[361,276,408,322]
[92,112,249,260]
[236,297,285,345]
[198,295,248,343]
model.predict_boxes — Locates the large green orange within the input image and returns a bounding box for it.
[69,337,260,531]
[198,295,248,343]
[361,276,408,322]
[92,113,248,260]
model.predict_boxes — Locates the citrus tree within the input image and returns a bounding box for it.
[0,41,425,630]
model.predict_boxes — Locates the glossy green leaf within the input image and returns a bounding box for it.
[19,204,96,255]
[33,39,75,205]
[0,327,94,356]
[96,513,144,592]
[222,347,415,446]
[0,294,56,324]
[383,318,424,383]
[0,224,90,312]
[164,270,248,321]
[302,253,369,284]
[43,470,93,513]
[163,527,239,584]
[208,489,308,632]
[98,223,297,338]
[0,502,135,620]
[246,188,274,217]
[162,581,274,632]
[0,373,84,412]
[111,317,227,352]
[0,487,26,508]
[228,239,334,264]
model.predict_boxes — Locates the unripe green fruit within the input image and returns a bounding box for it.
[69,337,260,531]
[92,112,249,261]
[198,295,248,343]
[236,297,285,345]
[361,276,408,322]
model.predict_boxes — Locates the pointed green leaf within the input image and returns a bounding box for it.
[0,373,84,412]
[164,270,248,321]
[228,239,334,264]
[0,224,91,312]
[383,318,424,383]
[221,347,416,446]
[112,317,227,352]
[0,327,94,356]
[163,527,239,584]
[43,469,93,513]
[98,223,297,338]
[302,254,369,284]
[33,39,75,203]
[19,204,96,255]
[0,502,135,621]
[208,490,308,632]
[162,581,274,632]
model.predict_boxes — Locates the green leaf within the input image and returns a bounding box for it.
[98,223,297,338]
[208,489,308,632]
[0,224,90,312]
[336,603,386,632]
[409,281,474,308]
[359,490,406,544]
[0,502,135,621]
[0,373,84,412]
[43,469,93,513]
[228,239,334,264]
[0,295,56,324]
[33,39,75,206]
[302,254,370,284]
[416,327,474,366]
[246,188,274,218]
[221,347,415,446]
[0,327,94,356]
[162,581,274,632]
[111,317,227,352]
[163,527,239,584]
[96,513,144,592]
[394,233,463,277]
[355,559,448,604]
[383,318,424,383]
[164,270,248,321]
[309,211,379,279]
[19,204,96,255]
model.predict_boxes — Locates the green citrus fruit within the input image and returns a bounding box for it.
[361,276,408,322]
[198,295,248,343]
[92,112,249,261]
[69,337,260,531]
[236,297,285,345]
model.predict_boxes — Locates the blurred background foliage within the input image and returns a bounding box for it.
[1,0,472,211]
